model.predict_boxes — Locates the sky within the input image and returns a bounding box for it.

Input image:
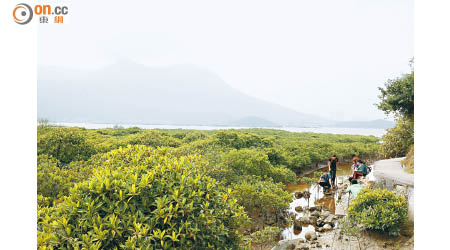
[38,0,413,121]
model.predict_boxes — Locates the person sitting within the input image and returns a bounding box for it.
[351,156,360,172]
[352,159,368,179]
[318,170,332,191]
[348,159,360,182]
[345,179,363,197]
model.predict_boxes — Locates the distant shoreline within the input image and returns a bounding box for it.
[48,122,387,137]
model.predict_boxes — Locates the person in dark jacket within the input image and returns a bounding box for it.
[328,154,338,187]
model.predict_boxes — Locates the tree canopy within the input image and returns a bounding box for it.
[377,70,414,118]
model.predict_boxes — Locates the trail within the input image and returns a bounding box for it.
[373,157,414,187]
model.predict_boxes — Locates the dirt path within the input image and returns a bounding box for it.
[373,157,414,187]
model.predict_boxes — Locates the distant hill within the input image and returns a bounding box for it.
[333,119,395,129]
[38,62,328,127]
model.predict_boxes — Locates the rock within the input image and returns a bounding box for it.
[295,192,304,199]
[310,211,320,217]
[293,219,303,231]
[295,206,304,212]
[317,227,324,232]
[295,244,309,250]
[304,231,317,241]
[316,218,324,227]
[299,217,311,224]
[308,216,317,225]
[324,215,334,224]
[309,205,322,212]
[395,184,407,196]
[323,224,332,230]
[272,240,299,250]
[298,239,305,243]
[320,211,330,218]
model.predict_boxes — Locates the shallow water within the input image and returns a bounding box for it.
[282,164,353,240]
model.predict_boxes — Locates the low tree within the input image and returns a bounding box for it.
[37,127,95,166]
[377,60,414,119]
[377,59,414,158]
[232,176,292,228]
[379,117,414,158]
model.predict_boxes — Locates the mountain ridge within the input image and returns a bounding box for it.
[38,62,327,127]
[38,62,393,129]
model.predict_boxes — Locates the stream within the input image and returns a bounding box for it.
[281,163,354,240]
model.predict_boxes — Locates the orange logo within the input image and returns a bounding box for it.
[13,3,69,25]
[13,3,33,25]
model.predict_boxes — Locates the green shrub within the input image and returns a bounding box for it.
[348,188,408,233]
[37,154,99,205]
[213,130,272,149]
[224,149,272,177]
[379,117,414,158]
[232,176,291,218]
[37,154,64,203]
[125,130,182,148]
[38,127,96,165]
[38,146,249,249]
[222,148,296,185]
[268,166,297,185]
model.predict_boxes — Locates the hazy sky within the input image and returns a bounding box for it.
[39,0,413,121]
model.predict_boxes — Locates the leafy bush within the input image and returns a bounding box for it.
[213,130,273,149]
[125,130,182,148]
[232,176,292,218]
[224,149,271,177]
[348,188,408,233]
[37,154,99,205]
[38,146,249,249]
[37,154,64,202]
[38,127,96,165]
[268,166,297,185]
[379,117,414,158]
[222,148,296,185]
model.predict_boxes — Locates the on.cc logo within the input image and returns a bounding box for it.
[13,3,33,25]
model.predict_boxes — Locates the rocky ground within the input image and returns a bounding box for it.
[272,171,414,250]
